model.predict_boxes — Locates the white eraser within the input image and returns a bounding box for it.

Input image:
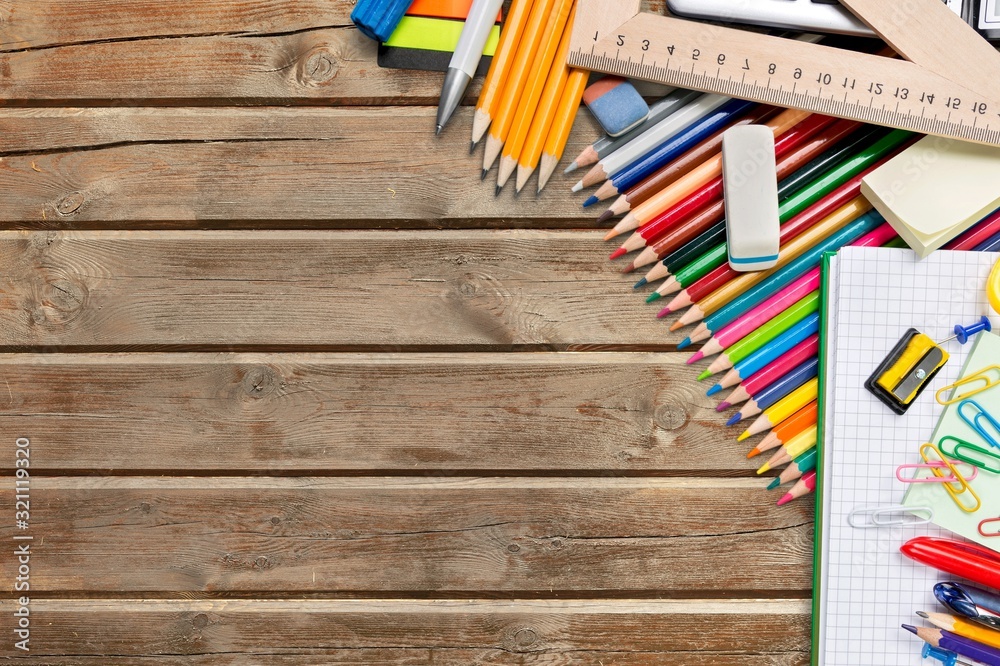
[722,125,780,272]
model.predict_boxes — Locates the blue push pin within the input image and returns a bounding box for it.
[943,315,992,345]
[922,642,974,666]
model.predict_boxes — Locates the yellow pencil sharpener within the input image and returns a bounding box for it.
[866,329,949,415]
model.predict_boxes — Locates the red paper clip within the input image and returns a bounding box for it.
[980,517,1000,537]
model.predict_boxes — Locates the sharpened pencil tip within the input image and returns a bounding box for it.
[481,169,488,181]
[656,306,670,319]
[696,369,712,382]
[776,492,793,506]
[436,125,442,136]
[564,161,579,174]
[747,446,761,458]
[646,292,661,304]
[669,321,685,332]
[495,185,502,197]
[706,384,722,397]
[915,611,929,618]
[686,351,704,365]
[715,401,730,412]
[677,337,692,351]
[726,413,742,426]
[621,262,635,274]
[737,431,751,442]
[766,477,781,490]
[902,625,917,635]
[469,141,476,154]
[596,209,614,224]
[609,247,627,261]
[583,196,599,208]
[757,462,771,475]
[571,181,583,193]
[633,277,647,289]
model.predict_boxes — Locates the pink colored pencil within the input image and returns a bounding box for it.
[946,208,1000,250]
[715,334,820,410]
[777,470,816,506]
[688,269,821,364]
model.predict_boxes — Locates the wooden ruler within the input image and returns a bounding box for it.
[567,0,1000,147]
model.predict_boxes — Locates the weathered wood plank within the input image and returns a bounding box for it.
[0,478,814,593]
[0,3,668,104]
[0,108,606,223]
[0,230,686,348]
[0,352,753,472]
[0,599,809,663]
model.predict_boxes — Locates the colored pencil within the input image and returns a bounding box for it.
[481,0,557,176]
[717,315,820,399]
[742,378,819,441]
[693,270,820,363]
[613,113,841,259]
[667,198,872,328]
[687,219,899,346]
[728,357,818,423]
[715,334,820,406]
[776,470,816,506]
[749,400,818,458]
[598,106,781,214]
[945,208,1000,250]
[757,423,817,474]
[471,0,535,148]
[495,0,573,192]
[917,612,1000,650]
[565,88,701,173]
[698,292,820,379]
[593,106,778,208]
[605,108,812,237]
[657,128,913,310]
[514,7,574,192]
[580,98,756,195]
[767,449,817,489]
[573,93,730,192]
[974,229,1000,252]
[537,66,588,192]
[903,625,1000,666]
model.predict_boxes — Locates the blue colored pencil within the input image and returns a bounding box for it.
[715,313,820,392]
[726,357,819,425]
[974,229,1000,251]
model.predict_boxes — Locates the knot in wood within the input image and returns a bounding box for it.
[501,626,540,653]
[55,192,85,216]
[191,613,211,630]
[654,403,688,431]
[297,48,339,86]
[35,278,87,325]
[240,365,278,399]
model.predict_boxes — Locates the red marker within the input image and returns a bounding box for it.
[901,537,1000,591]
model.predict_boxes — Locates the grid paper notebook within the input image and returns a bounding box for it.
[817,246,999,666]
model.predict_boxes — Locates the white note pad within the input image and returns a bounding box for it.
[817,246,1000,666]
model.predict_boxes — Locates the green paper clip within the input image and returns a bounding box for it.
[938,435,1000,474]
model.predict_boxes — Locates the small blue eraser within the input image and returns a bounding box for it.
[722,125,780,272]
[351,0,415,42]
[582,76,649,137]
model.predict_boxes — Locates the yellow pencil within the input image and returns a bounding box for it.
[743,378,819,441]
[537,67,588,192]
[514,2,575,192]
[472,0,536,150]
[917,612,1000,649]
[670,197,871,330]
[495,0,574,192]
[757,424,817,474]
[481,0,557,177]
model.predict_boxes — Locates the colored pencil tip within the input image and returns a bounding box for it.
[571,181,584,193]
[756,462,771,475]
[726,413,742,426]
[776,492,793,506]
[609,247,627,261]
[747,446,761,458]
[621,262,636,274]
[706,384,722,397]
[686,351,705,365]
[633,277,647,289]
[915,611,929,619]
[715,401,730,412]
[583,196,599,208]
[766,477,781,490]
[902,625,917,635]
[737,431,751,442]
[696,369,712,382]
[495,185,502,197]
[596,209,614,224]
[656,306,670,319]
[669,321,685,332]
[481,169,488,181]
[564,162,579,175]
[646,292,661,304]
[436,125,442,136]
[677,337,692,351]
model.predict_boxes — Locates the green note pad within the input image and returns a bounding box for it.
[383,16,500,54]
[903,330,1000,549]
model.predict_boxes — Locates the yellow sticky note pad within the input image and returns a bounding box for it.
[383,16,500,55]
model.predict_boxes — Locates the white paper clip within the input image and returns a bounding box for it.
[847,505,934,528]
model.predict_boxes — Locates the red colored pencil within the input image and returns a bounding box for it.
[946,207,1000,250]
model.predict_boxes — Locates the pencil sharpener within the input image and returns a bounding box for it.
[865,328,949,415]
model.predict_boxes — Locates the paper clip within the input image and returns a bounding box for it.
[980,517,1000,537]
[936,365,1000,405]
[957,399,1000,450]
[847,505,933,528]
[938,435,1000,474]
[920,442,982,513]
[895,460,978,483]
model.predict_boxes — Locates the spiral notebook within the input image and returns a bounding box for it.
[814,246,1000,666]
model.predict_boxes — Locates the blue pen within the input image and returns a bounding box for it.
[700,210,884,337]
[727,357,819,425]
[934,582,1000,630]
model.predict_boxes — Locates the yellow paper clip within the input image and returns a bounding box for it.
[919,442,981,513]
[936,365,1000,405]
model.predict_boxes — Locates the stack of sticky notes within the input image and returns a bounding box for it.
[378,0,502,73]
[861,135,1000,257]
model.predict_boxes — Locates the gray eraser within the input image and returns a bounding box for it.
[722,125,780,272]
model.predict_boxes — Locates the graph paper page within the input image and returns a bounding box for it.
[817,246,999,666]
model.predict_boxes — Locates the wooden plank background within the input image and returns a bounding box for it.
[0,0,813,662]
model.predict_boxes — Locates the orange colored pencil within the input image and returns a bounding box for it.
[747,400,818,457]
[472,0,537,149]
[537,67,588,192]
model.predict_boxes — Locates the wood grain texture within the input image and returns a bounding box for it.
[0,599,809,662]
[0,230,687,348]
[0,108,611,223]
[0,478,814,594]
[0,352,753,473]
